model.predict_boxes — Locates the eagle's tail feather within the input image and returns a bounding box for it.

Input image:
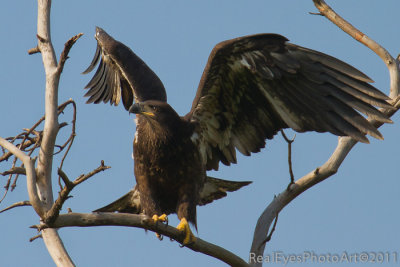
[93,186,141,213]
[198,176,252,206]
[93,177,252,213]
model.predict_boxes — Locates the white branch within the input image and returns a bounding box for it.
[42,229,74,267]
[36,0,58,209]
[34,0,74,266]
[0,138,44,217]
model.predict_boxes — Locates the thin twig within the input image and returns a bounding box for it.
[10,164,25,191]
[1,157,18,202]
[0,167,26,176]
[74,160,110,186]
[0,201,31,213]
[11,171,21,191]
[58,169,72,188]
[0,180,10,203]
[57,100,77,189]
[28,46,41,55]
[1,100,77,194]
[0,117,44,162]
[29,234,43,242]
[280,130,296,185]
[57,33,83,75]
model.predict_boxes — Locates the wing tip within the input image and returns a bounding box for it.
[82,43,102,74]
[359,136,370,144]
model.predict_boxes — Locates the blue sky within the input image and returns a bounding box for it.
[1,1,399,266]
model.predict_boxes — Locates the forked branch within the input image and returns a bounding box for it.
[44,162,110,224]
[0,99,77,195]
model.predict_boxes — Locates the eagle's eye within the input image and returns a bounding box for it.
[149,105,157,111]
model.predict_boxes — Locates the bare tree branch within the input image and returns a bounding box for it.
[57,34,83,75]
[36,0,60,211]
[44,162,110,225]
[250,1,400,266]
[30,233,43,242]
[0,201,31,213]
[32,1,81,265]
[0,167,26,176]
[0,100,77,199]
[0,137,43,217]
[280,130,296,185]
[28,46,41,55]
[56,100,77,189]
[33,213,250,267]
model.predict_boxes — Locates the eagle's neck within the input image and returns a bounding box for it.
[135,115,192,146]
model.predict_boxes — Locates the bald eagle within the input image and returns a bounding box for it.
[84,27,391,244]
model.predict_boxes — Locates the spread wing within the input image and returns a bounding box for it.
[83,27,167,110]
[185,34,393,170]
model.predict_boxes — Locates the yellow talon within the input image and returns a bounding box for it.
[176,218,196,245]
[155,232,163,241]
[152,214,168,223]
[152,214,168,241]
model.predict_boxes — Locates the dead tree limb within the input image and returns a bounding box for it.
[26,1,81,266]
[0,201,31,213]
[33,213,250,267]
[44,162,110,225]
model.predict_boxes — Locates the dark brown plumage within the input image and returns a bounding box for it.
[84,27,392,238]
[130,100,203,228]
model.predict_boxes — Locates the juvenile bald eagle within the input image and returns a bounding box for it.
[84,27,391,244]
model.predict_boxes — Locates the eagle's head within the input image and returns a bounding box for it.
[129,100,182,134]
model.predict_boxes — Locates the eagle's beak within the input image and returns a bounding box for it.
[129,103,142,114]
[129,103,155,117]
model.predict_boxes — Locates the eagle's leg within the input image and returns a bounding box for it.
[152,214,168,240]
[176,217,196,245]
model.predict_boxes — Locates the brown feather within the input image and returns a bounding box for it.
[185,33,391,170]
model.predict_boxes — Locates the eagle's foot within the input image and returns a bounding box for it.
[176,218,196,245]
[152,214,168,224]
[156,233,163,241]
[152,214,168,241]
